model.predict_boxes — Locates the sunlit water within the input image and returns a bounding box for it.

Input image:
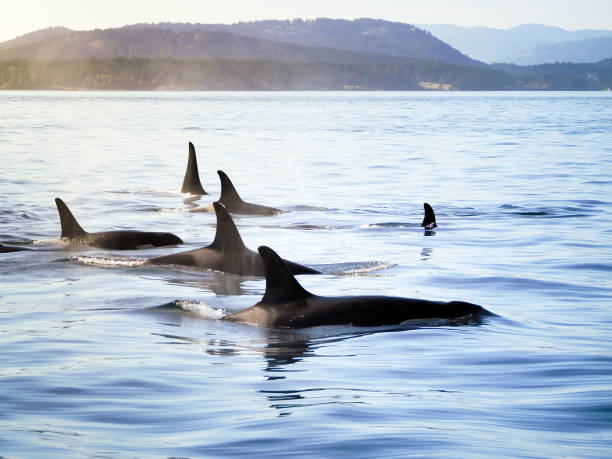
[1,91,611,457]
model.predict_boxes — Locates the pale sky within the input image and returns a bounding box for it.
[1,0,612,42]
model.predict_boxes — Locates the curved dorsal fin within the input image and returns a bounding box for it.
[209,202,246,252]
[421,202,437,229]
[181,142,207,195]
[55,198,87,239]
[258,246,313,304]
[217,170,243,206]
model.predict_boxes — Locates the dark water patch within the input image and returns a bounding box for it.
[498,203,596,219]
[558,263,612,272]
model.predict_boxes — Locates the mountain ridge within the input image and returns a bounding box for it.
[507,36,612,65]
[418,23,612,63]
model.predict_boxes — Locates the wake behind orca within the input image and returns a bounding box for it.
[225,246,492,328]
[55,198,183,250]
[150,202,319,276]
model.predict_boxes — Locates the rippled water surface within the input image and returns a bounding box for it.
[1,91,611,457]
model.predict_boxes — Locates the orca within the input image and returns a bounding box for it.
[181,142,207,195]
[421,203,437,230]
[150,202,319,276]
[0,243,29,253]
[225,246,492,328]
[55,198,183,250]
[217,170,281,215]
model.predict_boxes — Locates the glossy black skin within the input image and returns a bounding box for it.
[225,246,492,328]
[181,142,207,195]
[150,202,319,276]
[55,197,183,250]
[229,296,488,328]
[67,231,183,250]
[216,170,281,215]
[0,243,29,253]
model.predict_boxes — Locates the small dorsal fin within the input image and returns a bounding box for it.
[55,198,87,239]
[217,170,243,206]
[209,202,247,252]
[421,202,437,229]
[181,142,207,195]
[258,246,313,304]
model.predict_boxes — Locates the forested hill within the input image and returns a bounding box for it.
[124,18,478,66]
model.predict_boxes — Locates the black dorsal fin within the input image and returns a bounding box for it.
[209,202,247,252]
[181,142,207,195]
[421,202,437,229]
[258,246,313,304]
[217,170,243,206]
[55,198,87,239]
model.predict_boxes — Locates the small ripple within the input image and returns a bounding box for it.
[314,261,396,275]
[360,222,420,229]
[285,205,330,212]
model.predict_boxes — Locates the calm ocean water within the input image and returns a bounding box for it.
[1,91,611,457]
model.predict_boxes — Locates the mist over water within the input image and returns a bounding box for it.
[1,91,611,457]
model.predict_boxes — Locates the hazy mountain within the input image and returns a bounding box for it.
[0,27,408,63]
[125,18,478,66]
[507,36,612,65]
[0,19,479,66]
[0,27,73,50]
[418,24,612,63]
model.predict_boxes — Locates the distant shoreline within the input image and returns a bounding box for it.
[1,58,610,91]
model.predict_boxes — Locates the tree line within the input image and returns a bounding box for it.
[1,57,610,91]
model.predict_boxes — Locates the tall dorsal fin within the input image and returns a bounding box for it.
[209,202,247,252]
[258,246,313,304]
[217,170,243,205]
[421,202,437,229]
[55,198,87,239]
[181,142,207,195]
